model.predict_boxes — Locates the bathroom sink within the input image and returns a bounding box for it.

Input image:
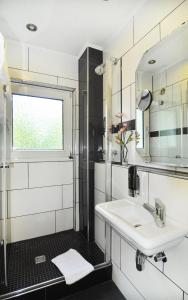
[95,199,188,256]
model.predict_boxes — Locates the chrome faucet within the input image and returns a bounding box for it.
[143,199,166,228]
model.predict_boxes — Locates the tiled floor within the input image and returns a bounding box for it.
[0,230,104,296]
[61,281,125,300]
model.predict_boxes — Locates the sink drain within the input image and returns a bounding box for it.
[134,224,142,228]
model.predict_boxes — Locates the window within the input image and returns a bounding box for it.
[13,94,63,150]
[11,82,72,159]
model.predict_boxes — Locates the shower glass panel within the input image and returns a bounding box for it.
[104,59,113,263]
[0,83,11,287]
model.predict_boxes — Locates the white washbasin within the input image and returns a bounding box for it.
[95,199,188,256]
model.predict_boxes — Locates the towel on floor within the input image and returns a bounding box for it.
[51,249,94,285]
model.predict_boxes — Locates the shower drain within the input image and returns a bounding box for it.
[35,255,46,264]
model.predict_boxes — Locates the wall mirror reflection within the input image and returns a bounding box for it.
[136,22,188,167]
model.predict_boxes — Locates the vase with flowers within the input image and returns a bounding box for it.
[112,113,140,165]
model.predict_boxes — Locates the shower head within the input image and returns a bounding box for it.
[95,63,105,75]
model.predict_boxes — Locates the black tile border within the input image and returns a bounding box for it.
[112,119,136,134]
[150,127,188,138]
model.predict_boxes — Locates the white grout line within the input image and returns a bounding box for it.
[8,207,74,220]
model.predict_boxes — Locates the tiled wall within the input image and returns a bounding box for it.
[3,39,80,241]
[98,0,188,298]
[95,162,188,299]
[104,0,188,167]
[0,161,73,242]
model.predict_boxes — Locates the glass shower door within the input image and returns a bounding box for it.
[0,82,11,286]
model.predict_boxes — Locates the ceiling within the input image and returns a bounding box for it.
[0,0,145,57]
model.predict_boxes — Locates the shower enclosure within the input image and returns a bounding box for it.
[0,42,113,299]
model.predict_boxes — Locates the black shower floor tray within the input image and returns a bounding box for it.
[0,229,104,296]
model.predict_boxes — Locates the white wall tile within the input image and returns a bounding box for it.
[58,77,78,90]
[112,60,121,95]
[153,71,167,92]
[149,173,188,227]
[95,214,105,251]
[130,83,136,119]
[105,18,134,58]
[0,192,2,219]
[167,60,188,86]
[136,171,149,205]
[112,92,121,124]
[94,188,105,206]
[8,186,62,218]
[56,208,73,232]
[73,130,79,155]
[112,264,144,300]
[112,166,128,199]
[122,26,160,87]
[161,0,188,39]
[122,86,131,121]
[0,163,28,191]
[6,40,28,70]
[159,136,169,157]
[8,211,55,242]
[73,105,79,130]
[150,137,160,157]
[29,162,73,188]
[181,80,188,104]
[150,111,160,132]
[164,238,188,293]
[185,293,188,300]
[168,135,181,158]
[29,46,78,80]
[63,184,73,209]
[8,68,57,85]
[76,178,79,203]
[121,239,183,300]
[95,163,105,193]
[134,0,183,42]
[112,229,121,267]
[75,156,79,179]
[76,202,79,232]
[173,82,182,106]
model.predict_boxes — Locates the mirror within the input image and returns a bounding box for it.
[138,89,152,111]
[136,22,188,166]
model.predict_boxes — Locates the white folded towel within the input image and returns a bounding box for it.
[51,249,94,285]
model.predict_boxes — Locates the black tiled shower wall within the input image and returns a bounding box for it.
[79,48,103,241]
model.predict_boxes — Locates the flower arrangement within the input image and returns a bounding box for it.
[113,113,140,163]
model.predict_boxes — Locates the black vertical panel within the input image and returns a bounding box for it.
[79,48,103,241]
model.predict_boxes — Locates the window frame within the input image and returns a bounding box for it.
[10,82,73,160]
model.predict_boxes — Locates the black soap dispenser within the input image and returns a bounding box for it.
[128,165,139,197]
